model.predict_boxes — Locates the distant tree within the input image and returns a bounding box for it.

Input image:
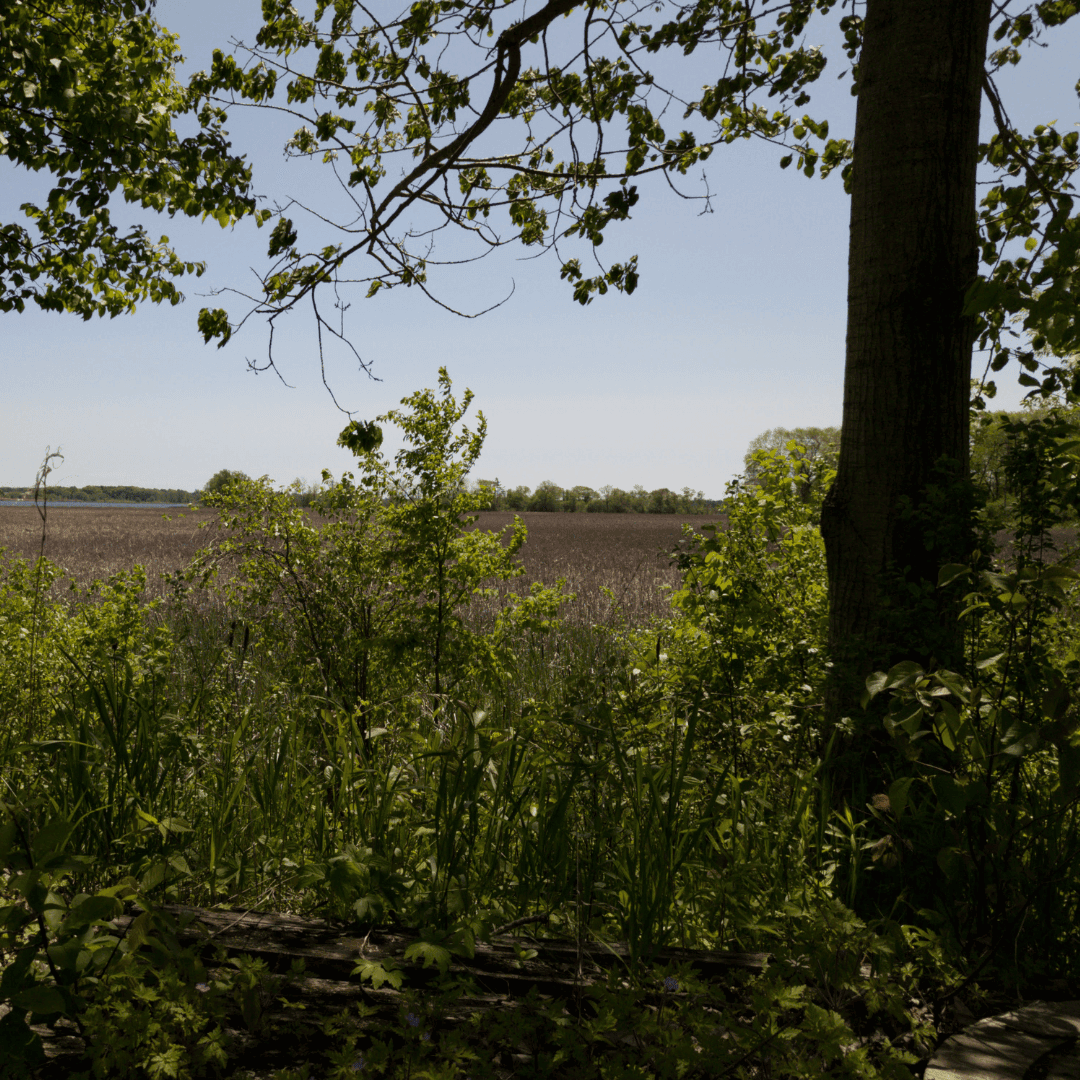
[970,412,1014,518]
[647,488,676,514]
[504,485,531,511]
[203,470,250,499]
[565,485,598,512]
[288,478,322,508]
[677,487,707,514]
[744,427,840,503]
[528,480,564,512]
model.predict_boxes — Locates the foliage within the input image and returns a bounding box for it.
[188,0,857,346]
[339,367,566,697]
[7,377,1080,1072]
[193,370,563,726]
[0,803,215,1078]
[316,931,939,1080]
[0,0,267,318]
[186,0,1080,444]
[0,556,171,747]
[860,408,1080,975]
[969,70,1080,403]
[201,469,250,499]
[743,426,841,503]
[0,799,315,1078]
[0,485,197,505]
[640,443,831,775]
[475,480,711,513]
[971,402,1080,529]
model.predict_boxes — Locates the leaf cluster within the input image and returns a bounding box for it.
[1,0,267,319]
[188,0,852,342]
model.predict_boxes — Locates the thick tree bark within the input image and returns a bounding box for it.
[820,0,992,774]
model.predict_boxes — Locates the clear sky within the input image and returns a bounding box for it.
[3,5,1077,496]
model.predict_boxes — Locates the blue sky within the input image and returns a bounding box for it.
[3,5,1078,496]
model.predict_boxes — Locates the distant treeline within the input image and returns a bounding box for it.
[199,471,719,513]
[0,485,197,504]
[472,481,719,514]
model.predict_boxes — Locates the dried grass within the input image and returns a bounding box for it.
[470,511,716,628]
[0,505,213,597]
[0,505,723,627]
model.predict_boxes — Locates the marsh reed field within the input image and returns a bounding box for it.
[0,505,711,625]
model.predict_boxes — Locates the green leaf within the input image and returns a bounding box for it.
[30,817,73,864]
[887,699,925,737]
[0,1009,44,1068]
[338,420,384,456]
[240,985,262,1030]
[0,945,38,999]
[0,819,17,862]
[1058,741,1080,798]
[884,661,924,689]
[931,775,968,816]
[197,307,232,347]
[933,669,971,703]
[12,984,67,1016]
[938,563,970,587]
[975,648,1007,670]
[124,910,153,952]
[62,893,122,931]
[864,671,889,700]
[352,958,404,990]
[888,776,915,820]
[936,846,963,879]
[404,939,452,974]
[140,861,167,892]
[933,699,963,751]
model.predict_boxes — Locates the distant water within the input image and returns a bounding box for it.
[0,500,194,509]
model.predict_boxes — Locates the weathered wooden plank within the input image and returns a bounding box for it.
[153,903,770,990]
[16,904,771,1074]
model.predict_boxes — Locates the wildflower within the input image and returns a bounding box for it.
[405,1012,421,1028]
[352,1052,366,1072]
[664,976,679,993]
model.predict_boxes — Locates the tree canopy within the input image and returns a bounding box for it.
[0,0,267,318]
[202,468,250,497]
[189,0,1079,398]
[181,1,1080,744]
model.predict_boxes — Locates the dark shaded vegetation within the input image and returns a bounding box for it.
[0,486,198,505]
[2,375,1080,1079]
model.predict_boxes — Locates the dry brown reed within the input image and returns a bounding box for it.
[470,511,717,629]
[0,505,214,599]
[0,505,723,625]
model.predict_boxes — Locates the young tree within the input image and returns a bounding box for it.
[191,1,1080,782]
[1,0,266,318]
[744,426,840,504]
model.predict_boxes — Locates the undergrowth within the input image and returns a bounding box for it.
[3,372,1079,1077]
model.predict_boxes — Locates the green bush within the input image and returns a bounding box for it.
[638,441,830,776]
[190,369,567,730]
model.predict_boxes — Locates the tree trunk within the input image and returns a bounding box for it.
[820,0,992,783]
